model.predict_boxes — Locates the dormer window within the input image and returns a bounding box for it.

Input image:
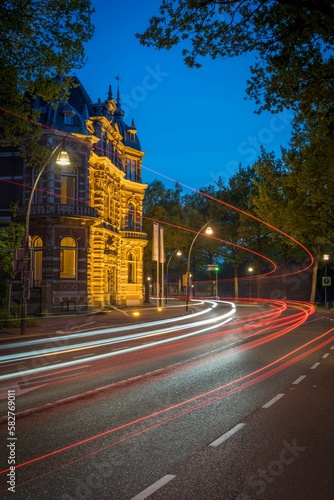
[62,105,76,125]
[64,114,73,125]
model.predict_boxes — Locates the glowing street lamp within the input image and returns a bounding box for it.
[248,266,254,300]
[323,254,330,308]
[185,222,213,311]
[21,135,71,335]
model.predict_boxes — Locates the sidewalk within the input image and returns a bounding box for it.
[0,300,193,341]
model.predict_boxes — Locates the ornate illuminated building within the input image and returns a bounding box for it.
[0,78,148,314]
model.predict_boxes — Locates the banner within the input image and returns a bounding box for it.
[152,222,159,261]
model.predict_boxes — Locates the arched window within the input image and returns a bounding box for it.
[128,252,136,283]
[32,236,43,280]
[61,166,77,205]
[60,236,77,279]
[128,203,135,230]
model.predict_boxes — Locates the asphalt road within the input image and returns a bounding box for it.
[149,349,334,500]
[0,302,333,499]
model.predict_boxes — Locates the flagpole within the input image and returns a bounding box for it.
[156,223,160,307]
[160,225,165,308]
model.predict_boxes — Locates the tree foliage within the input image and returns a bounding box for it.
[0,0,95,142]
[144,170,270,298]
[0,203,24,311]
[137,1,334,119]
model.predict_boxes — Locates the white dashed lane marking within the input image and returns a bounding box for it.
[209,423,246,447]
[262,393,285,408]
[130,475,176,500]
[292,375,306,385]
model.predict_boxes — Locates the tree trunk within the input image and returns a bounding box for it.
[310,254,319,304]
[234,262,239,299]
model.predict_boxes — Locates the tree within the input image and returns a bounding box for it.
[182,186,222,289]
[251,147,331,302]
[143,180,186,299]
[213,165,273,298]
[0,0,95,142]
[137,1,334,119]
[0,203,24,314]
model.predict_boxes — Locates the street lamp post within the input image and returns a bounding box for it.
[323,254,329,308]
[165,250,181,303]
[20,135,71,335]
[144,276,151,303]
[248,267,253,300]
[185,222,213,311]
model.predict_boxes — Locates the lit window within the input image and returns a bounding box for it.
[60,236,77,279]
[61,166,77,204]
[33,236,43,280]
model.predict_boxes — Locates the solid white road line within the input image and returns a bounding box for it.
[209,423,246,447]
[292,375,306,385]
[130,475,176,500]
[262,394,285,408]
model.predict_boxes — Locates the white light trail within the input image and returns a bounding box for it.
[0,301,236,381]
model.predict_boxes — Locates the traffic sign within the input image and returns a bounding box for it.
[207,264,219,271]
[322,277,331,286]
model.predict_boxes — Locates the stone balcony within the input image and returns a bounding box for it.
[121,230,147,240]
[18,204,99,218]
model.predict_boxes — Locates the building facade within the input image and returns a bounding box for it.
[0,78,148,314]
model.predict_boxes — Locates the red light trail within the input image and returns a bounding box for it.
[143,166,314,278]
[0,301,330,494]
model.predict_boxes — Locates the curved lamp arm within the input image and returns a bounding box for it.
[185,220,213,311]
[21,134,70,335]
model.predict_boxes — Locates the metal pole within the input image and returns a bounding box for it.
[21,136,68,335]
[166,250,181,304]
[185,221,212,311]
[325,261,327,308]
[323,254,329,309]
[161,258,164,307]
[165,253,173,304]
[248,267,253,302]
[156,248,160,307]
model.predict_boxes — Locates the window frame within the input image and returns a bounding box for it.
[32,236,43,281]
[60,236,77,280]
[127,252,137,284]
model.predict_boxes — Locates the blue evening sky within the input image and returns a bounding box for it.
[76,0,293,191]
